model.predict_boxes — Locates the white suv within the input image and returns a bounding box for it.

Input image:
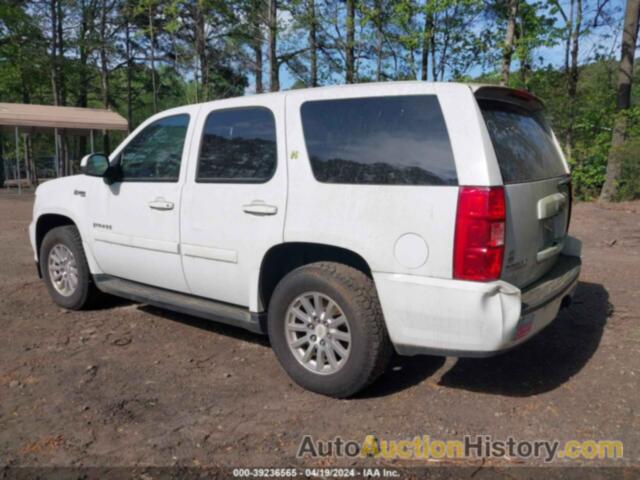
[30,82,581,397]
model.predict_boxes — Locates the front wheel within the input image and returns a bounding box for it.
[268,262,392,398]
[40,225,99,310]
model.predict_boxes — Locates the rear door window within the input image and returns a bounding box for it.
[479,99,567,184]
[197,107,277,183]
[300,95,457,185]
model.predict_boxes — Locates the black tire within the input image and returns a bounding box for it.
[40,225,99,310]
[268,262,392,398]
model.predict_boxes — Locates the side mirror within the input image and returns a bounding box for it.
[81,153,110,177]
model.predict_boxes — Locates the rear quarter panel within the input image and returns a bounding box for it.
[283,82,496,278]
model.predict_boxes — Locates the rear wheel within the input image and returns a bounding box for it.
[268,262,392,398]
[40,225,99,310]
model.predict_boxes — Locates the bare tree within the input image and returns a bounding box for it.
[421,1,434,81]
[98,0,119,151]
[123,0,134,130]
[565,0,582,159]
[345,0,355,83]
[194,2,209,101]
[147,1,158,112]
[77,0,97,110]
[46,0,66,106]
[47,0,68,174]
[600,0,640,201]
[500,0,518,85]
[269,0,278,91]
[252,1,264,93]
[309,0,318,86]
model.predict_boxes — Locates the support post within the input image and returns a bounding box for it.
[54,127,60,177]
[15,126,21,195]
[2,149,8,188]
[90,130,95,153]
[63,130,68,176]
[22,133,30,184]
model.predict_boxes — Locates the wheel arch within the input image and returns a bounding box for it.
[34,212,103,278]
[258,242,373,311]
[35,213,77,266]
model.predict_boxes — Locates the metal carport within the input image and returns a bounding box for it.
[0,103,128,193]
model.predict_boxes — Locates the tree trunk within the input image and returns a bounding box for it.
[518,16,530,88]
[434,6,455,81]
[252,2,264,93]
[100,0,110,153]
[565,0,582,160]
[309,0,318,87]
[78,0,89,109]
[125,8,133,131]
[345,0,355,83]
[565,0,574,73]
[500,0,518,86]
[599,0,640,201]
[77,0,93,157]
[430,17,437,81]
[50,0,60,106]
[56,0,66,106]
[149,3,158,112]
[268,0,279,91]
[195,3,208,101]
[254,41,263,93]
[19,46,31,104]
[374,0,383,81]
[49,0,67,174]
[421,3,434,81]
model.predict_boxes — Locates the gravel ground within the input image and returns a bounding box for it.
[0,191,638,475]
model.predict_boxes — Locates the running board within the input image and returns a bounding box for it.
[93,275,265,334]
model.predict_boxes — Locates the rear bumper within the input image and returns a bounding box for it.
[374,252,581,358]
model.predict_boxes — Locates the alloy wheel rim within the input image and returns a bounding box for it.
[285,291,352,375]
[48,244,78,297]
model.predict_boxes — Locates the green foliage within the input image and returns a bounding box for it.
[473,57,640,201]
[616,138,640,200]
[0,0,636,200]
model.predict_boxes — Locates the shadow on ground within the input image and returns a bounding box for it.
[86,293,132,310]
[358,354,446,398]
[139,304,271,348]
[105,281,607,398]
[438,281,609,396]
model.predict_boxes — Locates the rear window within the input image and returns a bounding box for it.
[300,95,457,185]
[479,99,567,184]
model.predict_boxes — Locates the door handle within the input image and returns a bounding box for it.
[242,202,278,216]
[148,198,174,211]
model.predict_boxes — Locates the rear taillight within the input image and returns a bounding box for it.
[453,186,506,282]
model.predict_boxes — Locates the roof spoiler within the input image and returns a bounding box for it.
[473,86,545,112]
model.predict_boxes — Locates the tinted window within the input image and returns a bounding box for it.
[479,100,567,184]
[197,107,277,182]
[300,96,457,185]
[120,114,189,181]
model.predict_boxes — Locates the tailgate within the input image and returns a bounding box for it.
[476,87,571,288]
[503,177,571,287]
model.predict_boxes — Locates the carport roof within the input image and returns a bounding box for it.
[0,102,128,131]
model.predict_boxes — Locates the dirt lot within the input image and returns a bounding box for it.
[0,191,638,474]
